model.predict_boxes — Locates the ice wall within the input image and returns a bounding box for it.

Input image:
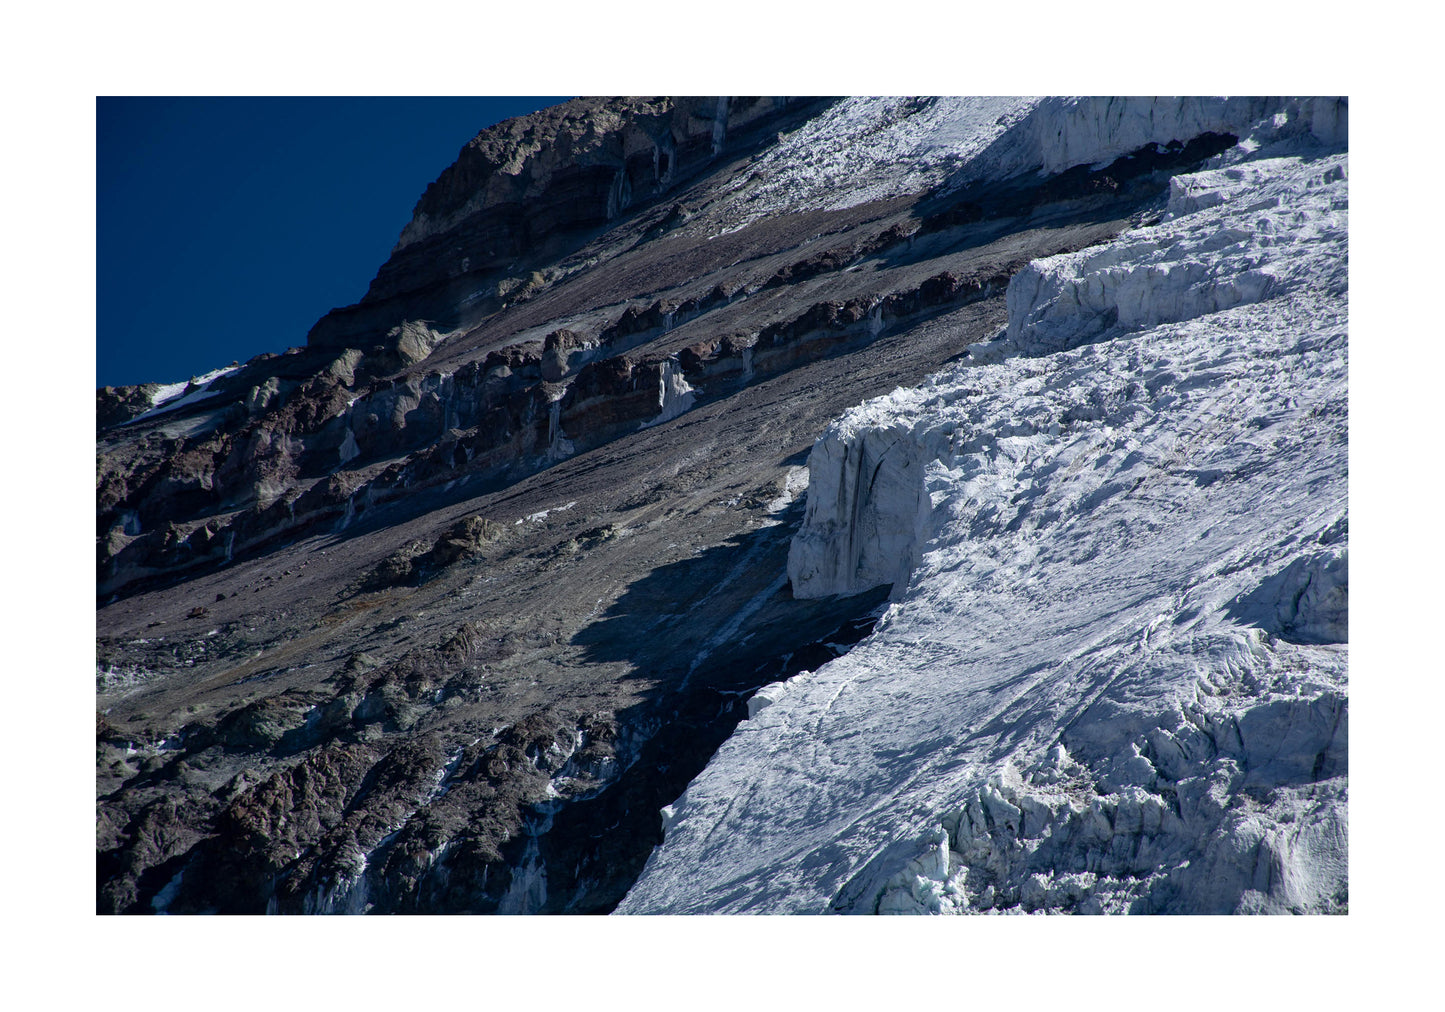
[787,416,930,599]
[789,140,1346,599]
[1005,150,1347,356]
[964,96,1346,185]
[711,95,1345,233]
[644,358,697,428]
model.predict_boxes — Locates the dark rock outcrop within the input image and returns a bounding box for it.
[305,97,826,357]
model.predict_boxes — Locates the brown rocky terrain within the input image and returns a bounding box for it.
[97,96,1244,913]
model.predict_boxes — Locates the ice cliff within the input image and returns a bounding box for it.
[621,122,1347,914]
[712,95,1345,232]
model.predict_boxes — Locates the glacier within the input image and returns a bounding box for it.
[710,96,1345,233]
[620,128,1347,914]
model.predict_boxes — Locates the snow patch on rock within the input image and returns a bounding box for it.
[517,500,578,525]
[122,365,241,426]
[148,364,241,408]
[547,393,575,461]
[765,466,811,514]
[338,427,361,465]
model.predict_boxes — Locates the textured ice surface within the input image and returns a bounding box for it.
[788,415,930,600]
[711,97,1034,228]
[1005,152,1348,358]
[708,96,1346,234]
[621,145,1347,915]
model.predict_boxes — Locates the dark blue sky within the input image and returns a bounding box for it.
[97,96,568,389]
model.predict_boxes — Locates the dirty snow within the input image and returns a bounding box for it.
[517,501,578,524]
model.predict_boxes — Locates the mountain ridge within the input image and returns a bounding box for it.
[96,95,1347,915]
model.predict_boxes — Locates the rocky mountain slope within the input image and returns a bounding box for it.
[96,96,1346,914]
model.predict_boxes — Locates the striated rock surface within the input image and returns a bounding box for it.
[97,95,1345,915]
[307,97,822,354]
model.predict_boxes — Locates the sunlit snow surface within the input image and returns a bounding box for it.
[620,145,1347,914]
[121,364,241,426]
[710,97,1035,228]
[707,96,1346,235]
